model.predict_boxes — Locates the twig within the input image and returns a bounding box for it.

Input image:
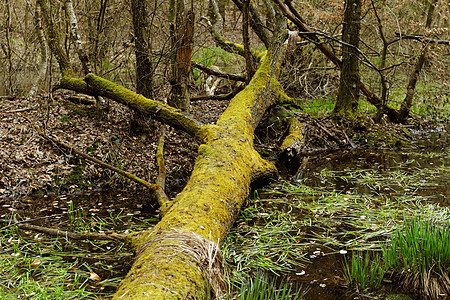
[4,104,39,113]
[395,32,450,46]
[342,128,356,148]
[191,84,244,101]
[16,222,127,242]
[311,119,338,142]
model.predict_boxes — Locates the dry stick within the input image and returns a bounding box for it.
[311,119,338,142]
[192,62,246,81]
[342,128,356,148]
[15,222,127,242]
[4,104,39,113]
[41,134,159,194]
[191,85,244,101]
[395,33,450,46]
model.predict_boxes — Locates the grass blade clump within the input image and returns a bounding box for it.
[343,251,385,291]
[383,219,450,298]
[233,271,306,300]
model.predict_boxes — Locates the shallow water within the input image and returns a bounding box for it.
[279,131,449,206]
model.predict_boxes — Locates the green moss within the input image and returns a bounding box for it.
[281,118,305,150]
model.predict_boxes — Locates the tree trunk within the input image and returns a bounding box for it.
[37,0,287,296]
[108,48,282,300]
[130,0,155,134]
[169,0,193,112]
[396,0,437,123]
[29,5,48,98]
[64,0,93,75]
[243,0,256,82]
[131,0,153,99]
[333,0,361,118]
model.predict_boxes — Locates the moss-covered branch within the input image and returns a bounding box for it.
[280,117,307,157]
[84,73,204,141]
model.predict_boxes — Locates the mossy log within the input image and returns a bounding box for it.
[111,50,281,299]
[280,117,307,157]
[77,48,284,298]
[38,0,286,294]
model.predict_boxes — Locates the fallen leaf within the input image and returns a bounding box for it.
[31,258,42,267]
[90,272,101,281]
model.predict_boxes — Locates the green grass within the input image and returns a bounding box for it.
[0,206,159,299]
[383,218,450,298]
[222,191,309,284]
[230,271,307,300]
[224,153,448,297]
[0,225,100,299]
[343,251,385,291]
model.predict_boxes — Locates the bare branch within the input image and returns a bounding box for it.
[192,62,246,81]
[16,222,127,242]
[395,32,450,45]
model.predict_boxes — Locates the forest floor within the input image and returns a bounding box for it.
[1,90,448,299]
[0,91,445,202]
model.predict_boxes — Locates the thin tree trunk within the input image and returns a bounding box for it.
[333,0,361,117]
[131,0,153,99]
[64,0,93,75]
[243,0,256,82]
[29,5,48,98]
[397,0,437,123]
[169,0,193,112]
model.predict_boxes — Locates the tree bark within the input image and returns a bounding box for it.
[64,0,93,75]
[29,5,48,98]
[169,0,193,111]
[243,0,256,83]
[333,0,361,117]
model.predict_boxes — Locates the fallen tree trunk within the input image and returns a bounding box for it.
[73,46,288,299]
[84,48,283,299]
[37,0,287,296]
